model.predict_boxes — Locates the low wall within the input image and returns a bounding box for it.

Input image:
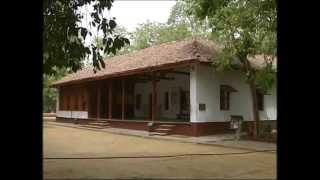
[243,120,277,133]
[56,117,93,124]
[43,113,56,117]
[191,122,234,137]
[243,120,277,142]
[151,122,193,136]
[107,120,194,136]
[56,111,88,119]
[55,117,276,138]
[108,120,149,131]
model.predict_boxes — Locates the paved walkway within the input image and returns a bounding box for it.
[45,121,276,152]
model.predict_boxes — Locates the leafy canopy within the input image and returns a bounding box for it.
[132,21,193,50]
[185,0,277,90]
[43,68,68,112]
[43,0,130,75]
[95,21,203,57]
[168,0,211,38]
[94,1,212,57]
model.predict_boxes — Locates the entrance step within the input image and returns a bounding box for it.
[153,128,171,134]
[151,124,176,136]
[93,120,108,123]
[158,124,176,127]
[81,124,109,129]
[89,122,110,126]
[81,120,111,129]
[155,128,171,131]
[149,132,168,136]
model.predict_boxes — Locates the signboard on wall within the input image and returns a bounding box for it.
[199,103,206,111]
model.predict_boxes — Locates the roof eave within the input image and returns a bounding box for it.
[51,58,202,88]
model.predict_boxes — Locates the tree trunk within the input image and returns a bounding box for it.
[240,56,260,138]
[249,79,260,138]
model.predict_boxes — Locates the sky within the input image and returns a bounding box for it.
[109,0,177,32]
[80,0,177,65]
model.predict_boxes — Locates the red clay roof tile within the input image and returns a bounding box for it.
[52,38,218,86]
[52,38,276,87]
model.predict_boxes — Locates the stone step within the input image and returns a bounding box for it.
[149,132,168,136]
[90,121,109,123]
[95,120,109,123]
[81,125,109,129]
[159,124,176,127]
[154,128,171,131]
[88,122,110,126]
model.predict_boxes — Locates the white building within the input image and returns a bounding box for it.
[52,38,277,136]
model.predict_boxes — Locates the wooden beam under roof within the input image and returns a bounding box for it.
[151,73,157,121]
[96,82,101,119]
[108,80,113,119]
[130,74,175,81]
[121,79,125,120]
[140,74,175,80]
[168,71,190,75]
[157,68,190,76]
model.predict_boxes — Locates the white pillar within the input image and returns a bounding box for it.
[56,87,59,113]
[190,64,198,122]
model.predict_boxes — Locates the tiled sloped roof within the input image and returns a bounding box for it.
[248,55,277,69]
[52,38,276,87]
[52,38,219,86]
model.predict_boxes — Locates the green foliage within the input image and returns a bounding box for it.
[167,0,189,25]
[131,21,193,50]
[95,21,200,57]
[129,1,212,51]
[132,21,161,50]
[158,23,193,44]
[95,26,133,58]
[43,76,57,112]
[255,64,276,91]
[185,0,277,91]
[43,0,130,75]
[168,0,211,38]
[212,47,238,71]
[43,68,68,112]
[93,1,212,58]
[185,0,277,137]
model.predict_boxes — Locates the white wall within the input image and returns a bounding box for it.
[56,87,59,113]
[134,68,190,119]
[57,111,88,119]
[190,65,198,122]
[193,64,277,122]
[259,85,277,120]
[55,64,277,122]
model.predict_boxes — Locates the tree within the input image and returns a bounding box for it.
[131,21,164,50]
[104,26,134,57]
[93,26,133,58]
[185,0,277,137]
[43,68,68,112]
[131,21,193,50]
[95,21,194,54]
[43,0,130,75]
[92,1,212,57]
[167,0,211,38]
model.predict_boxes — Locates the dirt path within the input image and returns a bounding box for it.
[43,123,276,179]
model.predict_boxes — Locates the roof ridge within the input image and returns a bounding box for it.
[101,38,201,63]
[70,38,203,74]
[191,37,202,57]
[52,38,218,86]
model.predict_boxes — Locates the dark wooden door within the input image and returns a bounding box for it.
[148,92,157,120]
[88,86,97,118]
[148,93,152,119]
